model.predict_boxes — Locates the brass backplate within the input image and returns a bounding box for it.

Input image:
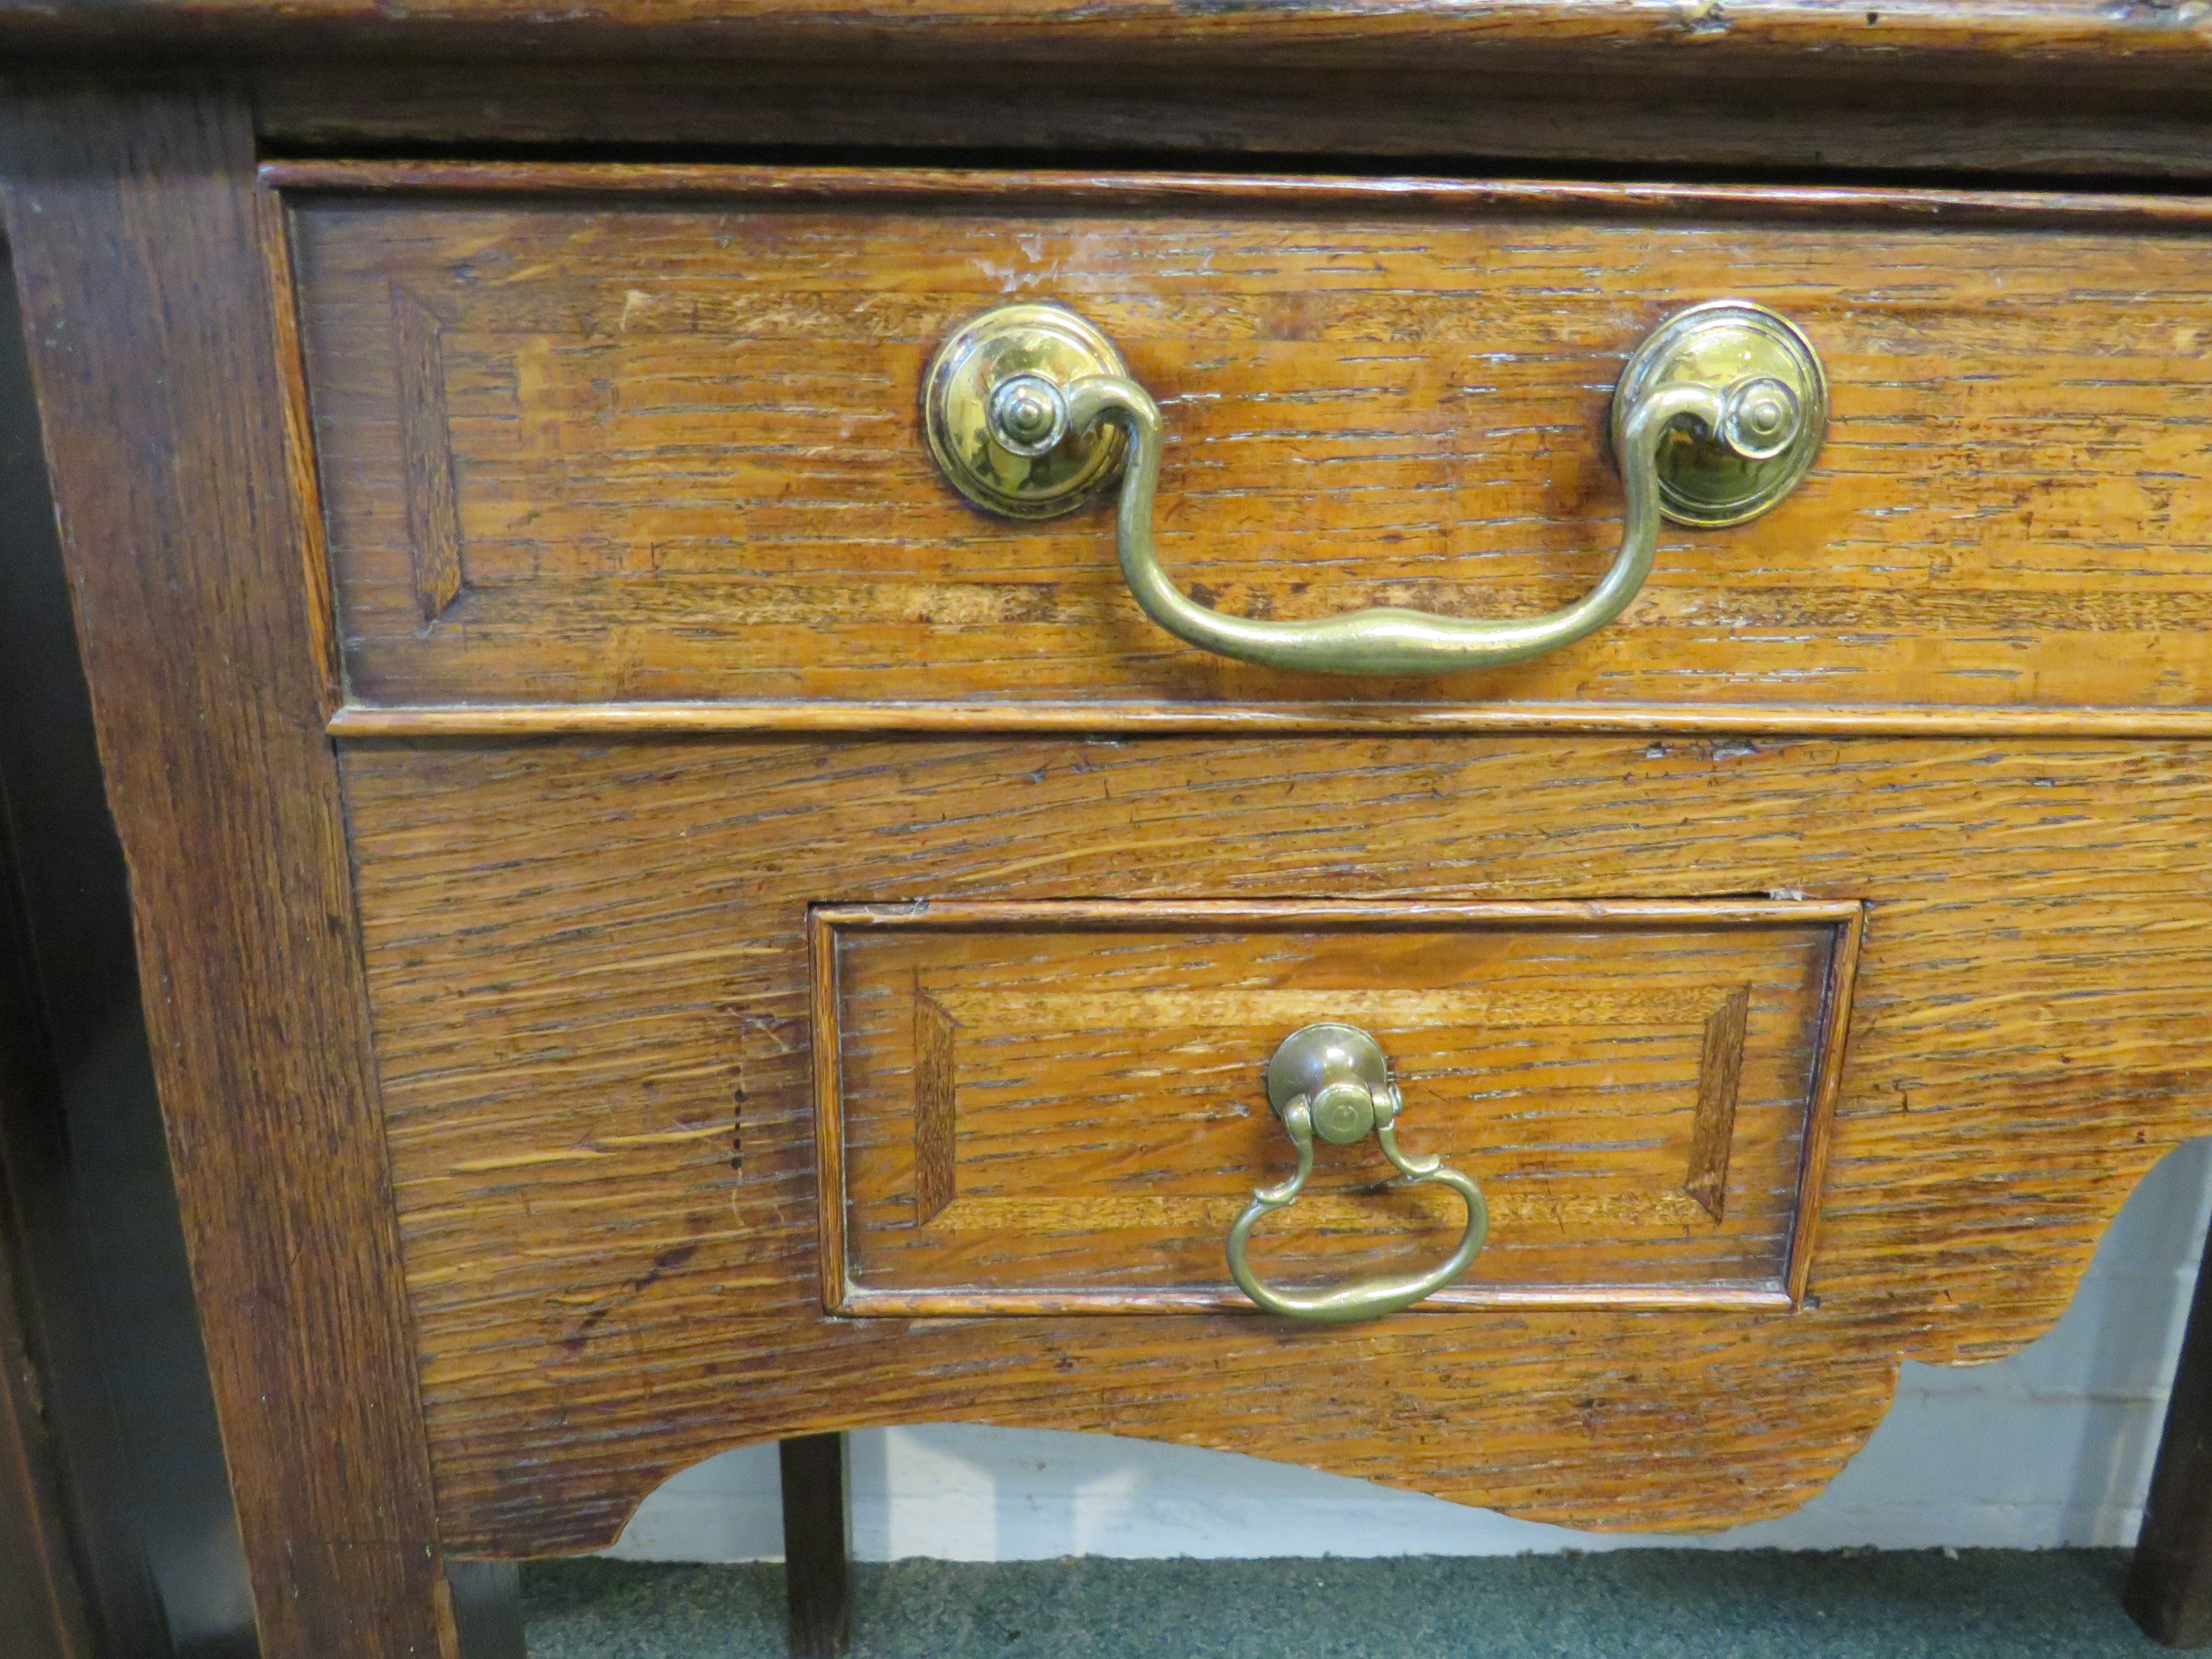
[1265,1022,1392,1125]
[1610,300,1829,529]
[922,303,1130,519]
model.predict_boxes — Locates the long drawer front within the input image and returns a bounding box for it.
[281,167,2212,726]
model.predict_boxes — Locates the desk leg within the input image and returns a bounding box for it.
[0,85,447,1658]
[780,1433,853,1658]
[447,1560,525,1659]
[2128,1222,2212,1647]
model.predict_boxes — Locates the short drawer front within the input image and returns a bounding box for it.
[286,171,2212,722]
[820,901,1858,1315]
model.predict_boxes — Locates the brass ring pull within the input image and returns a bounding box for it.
[1226,1023,1489,1324]
[923,300,1826,676]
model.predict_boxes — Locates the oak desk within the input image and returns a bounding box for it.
[9,9,2212,1654]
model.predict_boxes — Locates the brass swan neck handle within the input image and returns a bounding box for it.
[923,299,1826,677]
[1069,374,1719,675]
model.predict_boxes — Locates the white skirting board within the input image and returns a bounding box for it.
[608,1139,2212,1562]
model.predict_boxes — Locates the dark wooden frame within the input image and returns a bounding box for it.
[0,84,453,1658]
[11,1,2212,192]
[4,86,869,1659]
[0,172,261,1659]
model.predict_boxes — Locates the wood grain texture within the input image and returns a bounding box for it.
[340,732,2212,1555]
[910,988,957,1228]
[266,164,2212,225]
[0,87,447,1658]
[263,180,344,717]
[10,0,2212,89]
[283,169,2212,724]
[0,1230,84,1659]
[326,700,2212,740]
[1688,985,1752,1223]
[0,879,90,1659]
[0,252,255,1654]
[249,61,2212,182]
[779,1433,851,1659]
[389,286,465,625]
[816,900,1854,1315]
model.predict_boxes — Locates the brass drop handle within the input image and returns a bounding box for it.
[1226,1023,1489,1323]
[923,300,1826,676]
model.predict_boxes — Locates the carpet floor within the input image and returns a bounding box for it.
[525,1549,2167,1657]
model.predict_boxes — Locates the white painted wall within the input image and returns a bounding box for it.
[609,1139,2212,1563]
